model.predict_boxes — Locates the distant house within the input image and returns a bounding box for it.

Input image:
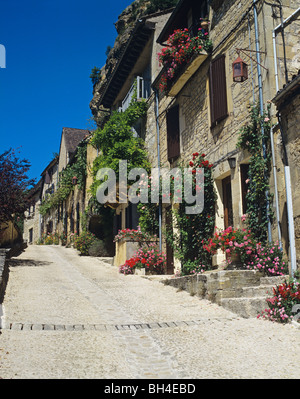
[23,179,43,244]
[38,127,90,241]
[40,155,59,235]
[58,127,90,174]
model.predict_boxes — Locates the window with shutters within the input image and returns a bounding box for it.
[166,104,180,162]
[209,54,228,128]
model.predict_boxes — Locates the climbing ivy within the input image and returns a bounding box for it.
[237,102,274,243]
[89,90,150,198]
[39,144,87,216]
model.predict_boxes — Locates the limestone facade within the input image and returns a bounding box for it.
[150,0,300,273]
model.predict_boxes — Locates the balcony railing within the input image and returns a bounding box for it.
[120,76,149,112]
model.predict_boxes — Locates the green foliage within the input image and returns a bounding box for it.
[90,66,101,86]
[88,239,110,257]
[168,154,216,270]
[137,152,217,272]
[89,91,150,198]
[39,144,87,216]
[73,230,96,256]
[138,202,159,236]
[237,102,273,243]
[146,0,178,14]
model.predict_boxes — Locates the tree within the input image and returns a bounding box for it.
[0,148,35,225]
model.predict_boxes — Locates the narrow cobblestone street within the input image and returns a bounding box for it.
[0,245,299,379]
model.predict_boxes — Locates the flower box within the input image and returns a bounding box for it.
[167,51,208,96]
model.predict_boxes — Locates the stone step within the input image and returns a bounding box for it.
[220,296,269,318]
[260,275,288,285]
[240,284,276,298]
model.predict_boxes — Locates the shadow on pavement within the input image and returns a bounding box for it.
[7,258,53,268]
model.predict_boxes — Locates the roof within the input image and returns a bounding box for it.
[27,178,43,199]
[157,0,193,44]
[41,155,59,177]
[272,69,300,110]
[95,20,154,109]
[62,127,91,155]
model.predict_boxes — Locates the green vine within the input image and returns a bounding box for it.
[138,153,217,272]
[237,102,274,243]
[89,85,150,198]
[39,144,87,216]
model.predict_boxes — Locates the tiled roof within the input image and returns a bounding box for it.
[272,69,300,108]
[62,127,90,155]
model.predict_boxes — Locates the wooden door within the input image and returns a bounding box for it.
[222,176,233,229]
[165,206,174,275]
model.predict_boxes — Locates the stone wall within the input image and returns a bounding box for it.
[151,0,300,270]
[162,269,264,305]
[0,249,9,304]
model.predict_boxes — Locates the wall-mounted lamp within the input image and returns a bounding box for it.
[232,55,248,82]
[233,48,267,83]
[72,176,78,185]
[228,157,236,169]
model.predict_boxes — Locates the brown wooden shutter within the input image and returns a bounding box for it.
[209,54,228,127]
[167,104,180,162]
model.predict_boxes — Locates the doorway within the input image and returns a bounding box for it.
[222,176,233,229]
[165,206,174,274]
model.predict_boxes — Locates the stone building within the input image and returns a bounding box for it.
[40,155,59,235]
[89,6,174,261]
[36,128,90,242]
[272,69,300,271]
[55,127,90,239]
[87,0,300,275]
[23,179,42,244]
[149,0,300,275]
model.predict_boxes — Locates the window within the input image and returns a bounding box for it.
[167,104,180,162]
[209,54,228,127]
[29,228,33,244]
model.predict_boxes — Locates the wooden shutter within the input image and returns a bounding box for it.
[209,54,228,127]
[167,104,180,162]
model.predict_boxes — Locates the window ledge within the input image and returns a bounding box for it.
[167,51,208,97]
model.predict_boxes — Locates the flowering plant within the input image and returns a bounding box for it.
[258,280,300,323]
[38,232,59,245]
[158,28,213,93]
[246,242,289,276]
[203,226,288,276]
[119,243,166,275]
[203,226,256,264]
[114,228,156,243]
[73,230,96,256]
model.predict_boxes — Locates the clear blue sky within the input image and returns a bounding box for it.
[0,0,132,183]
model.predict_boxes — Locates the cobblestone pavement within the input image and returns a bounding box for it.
[0,245,299,379]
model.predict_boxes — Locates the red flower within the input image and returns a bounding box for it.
[189,161,194,167]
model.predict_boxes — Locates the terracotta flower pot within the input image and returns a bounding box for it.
[200,21,209,30]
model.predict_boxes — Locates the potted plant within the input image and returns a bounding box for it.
[200,16,209,30]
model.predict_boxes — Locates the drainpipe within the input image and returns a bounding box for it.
[277,113,297,277]
[154,88,162,252]
[272,8,300,277]
[272,7,300,91]
[270,123,282,249]
[253,0,272,242]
